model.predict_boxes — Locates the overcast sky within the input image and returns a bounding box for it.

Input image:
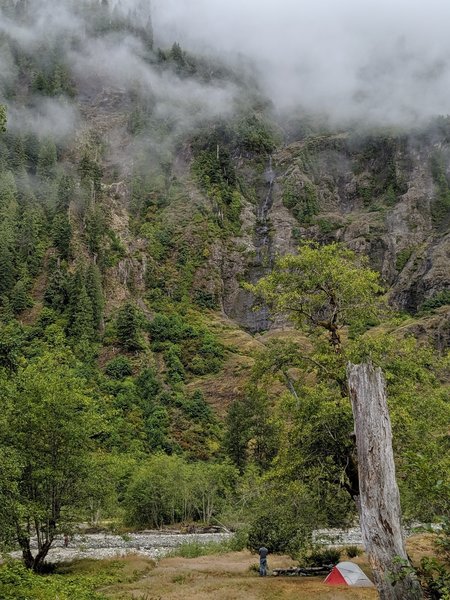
[151,0,450,124]
[2,0,450,128]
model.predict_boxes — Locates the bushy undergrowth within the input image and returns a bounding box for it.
[168,531,248,558]
[0,561,112,600]
[302,547,342,567]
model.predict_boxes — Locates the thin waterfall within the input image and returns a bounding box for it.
[248,155,276,331]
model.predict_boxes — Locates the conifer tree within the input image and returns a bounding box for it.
[10,277,31,314]
[56,174,74,211]
[44,260,68,311]
[18,205,44,275]
[24,133,40,174]
[10,135,26,171]
[37,139,57,180]
[52,212,72,260]
[0,105,6,133]
[0,245,15,296]
[85,263,104,330]
[116,302,143,351]
[70,284,95,341]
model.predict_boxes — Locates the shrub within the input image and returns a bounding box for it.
[303,547,342,567]
[193,289,218,309]
[0,561,110,600]
[163,343,186,383]
[396,247,413,272]
[435,518,450,563]
[417,557,450,599]
[183,390,212,422]
[344,545,363,558]
[148,313,193,344]
[236,115,277,155]
[282,178,318,224]
[105,356,133,379]
[421,290,450,313]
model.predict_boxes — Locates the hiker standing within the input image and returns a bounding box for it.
[259,546,269,576]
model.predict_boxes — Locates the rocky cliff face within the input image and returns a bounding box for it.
[107,129,449,336]
[58,65,450,341]
[205,129,450,334]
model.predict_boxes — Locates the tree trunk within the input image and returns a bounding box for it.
[347,362,423,600]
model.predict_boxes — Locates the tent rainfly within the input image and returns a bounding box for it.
[324,562,374,587]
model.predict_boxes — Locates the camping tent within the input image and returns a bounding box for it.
[324,562,374,587]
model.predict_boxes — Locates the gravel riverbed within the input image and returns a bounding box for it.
[10,524,432,563]
[10,532,233,562]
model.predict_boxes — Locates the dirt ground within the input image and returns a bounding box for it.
[99,534,437,599]
[102,551,377,600]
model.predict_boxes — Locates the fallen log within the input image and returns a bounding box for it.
[272,565,333,577]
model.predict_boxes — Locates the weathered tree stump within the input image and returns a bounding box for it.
[347,362,423,600]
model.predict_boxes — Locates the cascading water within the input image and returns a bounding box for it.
[255,155,275,261]
[222,155,276,333]
[247,155,275,332]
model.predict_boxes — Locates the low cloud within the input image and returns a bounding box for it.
[3,0,450,131]
[151,0,450,125]
[6,98,80,141]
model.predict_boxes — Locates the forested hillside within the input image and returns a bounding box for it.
[0,0,449,588]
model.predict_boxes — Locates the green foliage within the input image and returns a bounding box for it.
[344,545,363,558]
[170,42,185,69]
[183,390,212,422]
[236,114,277,154]
[0,105,6,133]
[0,351,101,569]
[348,334,450,520]
[430,152,450,229]
[0,561,109,600]
[44,259,69,311]
[168,535,246,558]
[303,547,342,567]
[148,313,225,379]
[52,212,72,259]
[396,247,413,271]
[70,281,95,341]
[0,246,16,296]
[85,263,104,329]
[163,343,186,383]
[251,241,384,347]
[315,216,341,234]
[245,242,449,535]
[56,174,74,211]
[192,148,241,230]
[85,203,106,255]
[37,139,57,180]
[125,454,238,528]
[116,302,144,352]
[78,152,103,193]
[282,178,319,224]
[105,356,133,379]
[246,481,318,556]
[421,290,450,312]
[193,288,218,309]
[148,313,192,344]
[32,63,75,97]
[224,391,277,472]
[10,277,32,313]
[0,321,23,372]
[416,558,450,599]
[435,519,450,563]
